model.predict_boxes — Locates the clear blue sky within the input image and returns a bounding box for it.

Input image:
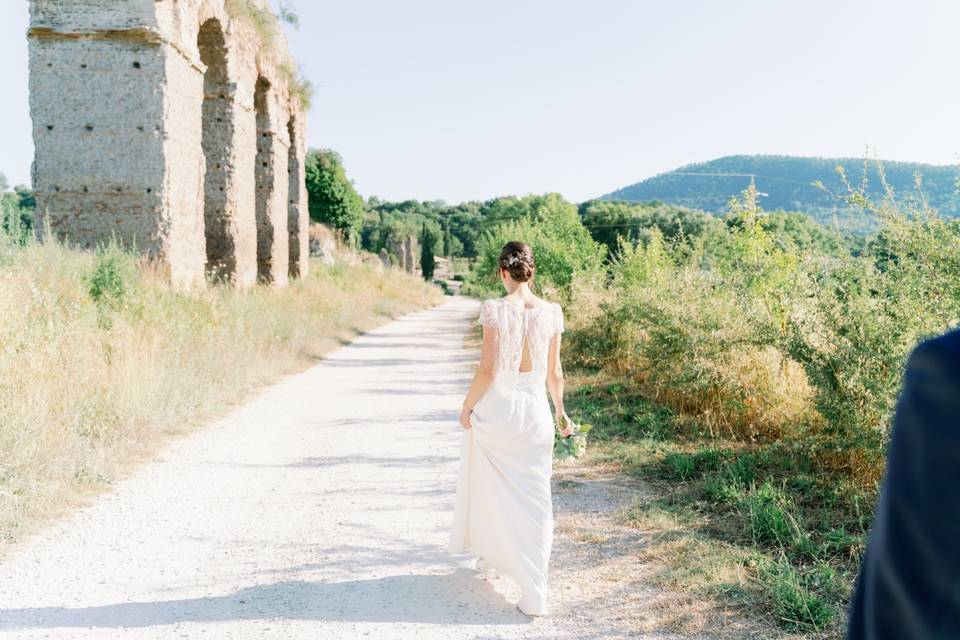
[2,1,958,203]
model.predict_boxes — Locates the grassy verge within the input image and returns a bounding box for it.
[566,370,873,639]
[0,239,442,552]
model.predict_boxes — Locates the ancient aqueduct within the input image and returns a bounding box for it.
[28,0,309,288]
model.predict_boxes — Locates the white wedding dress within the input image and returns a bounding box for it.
[448,297,565,615]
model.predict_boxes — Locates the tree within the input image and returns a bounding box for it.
[420,222,437,280]
[304,149,364,245]
[0,178,34,241]
[755,210,845,256]
[15,185,35,210]
[472,194,606,301]
[443,221,453,257]
[580,199,719,258]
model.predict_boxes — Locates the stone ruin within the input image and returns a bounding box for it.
[386,235,419,275]
[28,0,309,288]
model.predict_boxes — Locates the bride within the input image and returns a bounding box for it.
[448,240,571,616]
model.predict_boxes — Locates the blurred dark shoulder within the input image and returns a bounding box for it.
[907,328,960,371]
[902,328,960,398]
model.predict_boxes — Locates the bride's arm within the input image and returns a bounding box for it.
[459,326,498,429]
[547,333,572,436]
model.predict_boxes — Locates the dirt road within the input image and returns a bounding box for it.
[0,297,680,640]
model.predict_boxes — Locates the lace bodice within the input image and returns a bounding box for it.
[477,297,564,380]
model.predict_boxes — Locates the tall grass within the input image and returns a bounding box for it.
[0,234,441,550]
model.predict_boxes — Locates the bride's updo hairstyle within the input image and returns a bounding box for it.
[498,241,535,282]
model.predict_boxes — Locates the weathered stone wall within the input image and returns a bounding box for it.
[29,0,309,288]
[386,235,419,275]
[254,76,289,286]
[287,117,309,278]
[403,235,419,274]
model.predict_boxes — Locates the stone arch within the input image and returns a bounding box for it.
[28,0,305,289]
[197,18,236,281]
[195,0,229,30]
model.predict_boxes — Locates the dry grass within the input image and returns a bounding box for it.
[225,0,278,48]
[642,345,816,441]
[0,239,441,552]
[550,458,784,639]
[278,61,314,110]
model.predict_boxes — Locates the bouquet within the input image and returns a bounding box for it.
[553,415,593,461]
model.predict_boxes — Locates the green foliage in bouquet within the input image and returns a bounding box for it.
[554,416,593,460]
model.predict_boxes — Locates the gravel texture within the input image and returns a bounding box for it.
[0,297,682,640]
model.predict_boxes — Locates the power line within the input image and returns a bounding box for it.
[661,171,826,190]
[580,222,699,229]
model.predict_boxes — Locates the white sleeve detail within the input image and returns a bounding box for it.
[478,299,498,329]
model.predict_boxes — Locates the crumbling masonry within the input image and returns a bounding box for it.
[28,0,309,287]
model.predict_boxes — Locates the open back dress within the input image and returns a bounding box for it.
[448,296,565,615]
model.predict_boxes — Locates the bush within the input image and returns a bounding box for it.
[701,473,744,503]
[88,242,141,329]
[785,206,960,453]
[663,452,697,480]
[574,188,814,441]
[763,559,841,632]
[739,481,800,546]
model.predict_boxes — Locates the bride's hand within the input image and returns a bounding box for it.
[557,411,573,437]
[459,405,473,430]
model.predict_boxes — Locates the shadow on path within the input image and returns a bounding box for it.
[0,569,531,630]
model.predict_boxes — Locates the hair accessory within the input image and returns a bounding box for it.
[506,255,520,266]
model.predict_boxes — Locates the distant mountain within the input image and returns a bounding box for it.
[601,155,960,223]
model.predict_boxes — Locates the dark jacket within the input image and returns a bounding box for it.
[847,328,960,639]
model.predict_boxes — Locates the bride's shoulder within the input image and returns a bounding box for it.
[548,300,565,334]
[539,298,562,313]
[478,298,501,327]
[532,297,562,321]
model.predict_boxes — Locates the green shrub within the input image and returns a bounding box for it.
[662,448,729,481]
[629,404,673,440]
[88,242,139,328]
[763,558,841,632]
[727,454,760,485]
[739,481,800,547]
[663,452,697,480]
[701,473,744,503]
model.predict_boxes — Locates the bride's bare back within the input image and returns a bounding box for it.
[478,297,564,380]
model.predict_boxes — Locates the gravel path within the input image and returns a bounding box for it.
[0,297,679,640]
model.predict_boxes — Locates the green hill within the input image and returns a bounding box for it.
[601,155,960,225]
